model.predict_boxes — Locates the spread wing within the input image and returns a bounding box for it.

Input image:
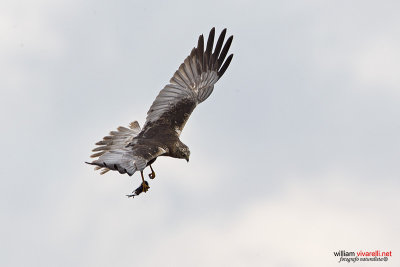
[142,27,233,136]
[86,121,167,175]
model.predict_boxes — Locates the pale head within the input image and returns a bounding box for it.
[175,140,190,162]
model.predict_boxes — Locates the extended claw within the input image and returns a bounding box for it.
[148,165,156,179]
[142,181,150,192]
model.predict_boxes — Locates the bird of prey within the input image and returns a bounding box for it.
[86,27,233,198]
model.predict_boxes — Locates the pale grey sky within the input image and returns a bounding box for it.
[1,0,399,266]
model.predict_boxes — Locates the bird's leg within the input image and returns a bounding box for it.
[141,171,150,192]
[148,165,156,179]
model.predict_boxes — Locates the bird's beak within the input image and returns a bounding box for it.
[185,156,189,163]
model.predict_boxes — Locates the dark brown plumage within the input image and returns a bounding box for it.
[86,28,234,197]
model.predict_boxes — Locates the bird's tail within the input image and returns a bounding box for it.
[87,121,141,174]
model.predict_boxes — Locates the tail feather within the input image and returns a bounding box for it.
[87,120,142,175]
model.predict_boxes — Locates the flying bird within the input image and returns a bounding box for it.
[86,28,234,197]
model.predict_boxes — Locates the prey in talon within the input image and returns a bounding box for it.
[86,27,234,198]
[126,181,149,198]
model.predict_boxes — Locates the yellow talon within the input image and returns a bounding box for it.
[142,181,150,192]
[140,171,150,193]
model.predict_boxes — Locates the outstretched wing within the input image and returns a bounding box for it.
[86,121,167,175]
[142,27,233,136]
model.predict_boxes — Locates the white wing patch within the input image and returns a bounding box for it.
[94,149,142,175]
[88,146,167,176]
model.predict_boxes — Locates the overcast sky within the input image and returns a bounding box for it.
[1,0,399,266]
